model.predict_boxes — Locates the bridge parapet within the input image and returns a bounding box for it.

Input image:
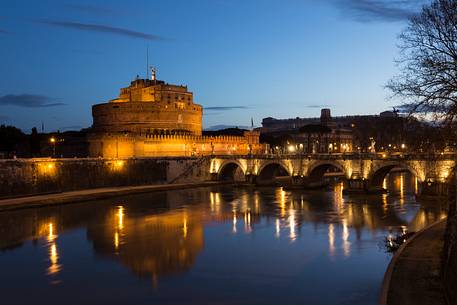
[211,152,457,161]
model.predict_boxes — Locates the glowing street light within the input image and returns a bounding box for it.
[50,137,56,157]
[288,145,296,153]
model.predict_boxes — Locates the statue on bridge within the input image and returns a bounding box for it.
[369,137,376,153]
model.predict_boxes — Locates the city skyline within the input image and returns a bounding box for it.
[0,0,429,132]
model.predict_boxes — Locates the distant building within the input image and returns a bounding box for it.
[294,109,353,153]
[89,71,265,157]
[260,108,406,152]
[261,109,399,133]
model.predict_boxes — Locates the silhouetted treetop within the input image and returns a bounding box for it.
[0,125,25,152]
[388,0,457,126]
[203,128,247,137]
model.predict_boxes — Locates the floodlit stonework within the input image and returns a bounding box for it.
[92,76,202,135]
[89,73,265,157]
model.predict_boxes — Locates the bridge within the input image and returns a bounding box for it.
[209,152,456,196]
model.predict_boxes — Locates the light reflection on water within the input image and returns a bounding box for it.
[0,172,447,305]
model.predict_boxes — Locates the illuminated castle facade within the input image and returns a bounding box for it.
[89,71,264,157]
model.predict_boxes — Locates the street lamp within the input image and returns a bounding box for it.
[50,137,56,157]
[288,145,295,153]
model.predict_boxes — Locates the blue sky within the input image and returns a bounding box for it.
[0,0,428,132]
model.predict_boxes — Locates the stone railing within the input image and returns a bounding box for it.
[212,152,457,161]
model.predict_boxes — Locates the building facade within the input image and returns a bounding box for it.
[294,109,353,153]
[261,108,407,152]
[261,109,399,133]
[89,73,265,157]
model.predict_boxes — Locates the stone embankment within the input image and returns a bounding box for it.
[442,182,457,304]
[381,181,457,305]
[380,219,447,305]
[0,157,211,199]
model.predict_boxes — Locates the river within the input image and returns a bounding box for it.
[0,172,446,305]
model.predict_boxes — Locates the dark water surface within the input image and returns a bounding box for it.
[0,172,446,305]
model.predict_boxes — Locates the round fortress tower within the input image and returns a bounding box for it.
[92,73,203,135]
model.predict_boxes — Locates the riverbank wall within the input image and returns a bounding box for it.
[0,157,212,199]
[380,219,447,305]
[442,177,457,303]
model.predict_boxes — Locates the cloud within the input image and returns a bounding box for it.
[330,0,427,22]
[203,112,222,116]
[63,4,117,16]
[0,94,65,108]
[306,104,333,108]
[393,103,429,114]
[36,20,164,41]
[204,106,248,111]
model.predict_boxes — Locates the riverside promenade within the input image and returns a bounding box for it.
[0,181,225,211]
[380,219,448,305]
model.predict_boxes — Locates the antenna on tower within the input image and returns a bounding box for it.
[146,46,149,80]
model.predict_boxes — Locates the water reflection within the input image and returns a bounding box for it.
[86,206,205,279]
[289,208,297,241]
[342,220,350,257]
[45,222,61,278]
[328,223,335,257]
[0,172,447,305]
[48,242,60,276]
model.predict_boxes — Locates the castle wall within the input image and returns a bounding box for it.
[92,102,202,135]
[88,133,266,158]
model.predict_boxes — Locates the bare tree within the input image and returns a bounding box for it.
[388,0,457,126]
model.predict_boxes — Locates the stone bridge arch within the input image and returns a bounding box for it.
[306,160,347,183]
[367,160,423,190]
[256,160,292,185]
[217,160,247,182]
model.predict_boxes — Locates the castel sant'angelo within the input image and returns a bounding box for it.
[89,70,265,157]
